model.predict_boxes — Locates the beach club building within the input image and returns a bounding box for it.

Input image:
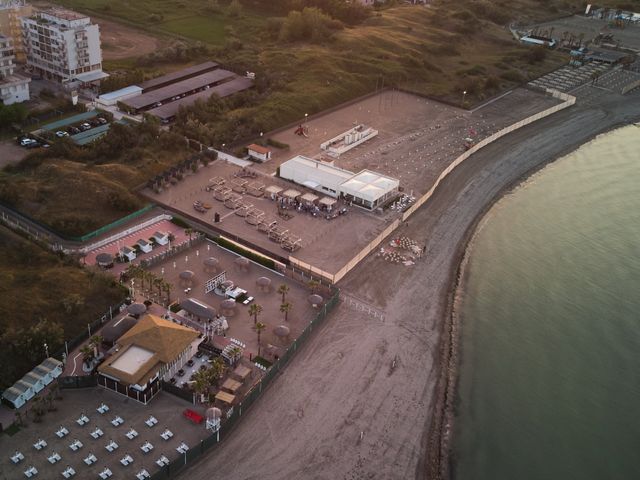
[97,314,201,404]
[279,155,400,210]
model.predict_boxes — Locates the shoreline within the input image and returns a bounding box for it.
[430,114,640,479]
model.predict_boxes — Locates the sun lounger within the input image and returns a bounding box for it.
[83,453,97,465]
[11,451,25,464]
[160,429,174,440]
[90,428,103,439]
[140,441,154,453]
[126,429,138,440]
[145,416,158,427]
[23,466,37,478]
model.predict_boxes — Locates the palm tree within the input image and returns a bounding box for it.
[307,279,320,294]
[185,228,194,245]
[248,303,263,325]
[15,410,24,427]
[227,346,242,365]
[163,281,172,304]
[209,357,226,386]
[80,345,94,367]
[45,390,56,412]
[277,284,289,303]
[280,302,292,322]
[192,368,213,403]
[153,277,164,298]
[89,335,103,359]
[253,322,266,357]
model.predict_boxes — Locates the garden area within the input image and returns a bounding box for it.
[0,225,127,390]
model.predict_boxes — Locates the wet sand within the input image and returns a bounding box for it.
[180,88,640,479]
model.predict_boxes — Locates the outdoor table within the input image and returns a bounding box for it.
[221,378,242,393]
[69,440,83,451]
[99,468,112,479]
[111,416,124,427]
[62,466,75,478]
[11,452,25,463]
[145,416,158,427]
[91,428,103,439]
[215,391,235,404]
[160,429,173,441]
[23,466,37,478]
[48,452,61,464]
[141,441,154,453]
[126,429,138,439]
[105,441,118,452]
[84,454,97,465]
[233,365,251,380]
[136,469,150,480]
[176,442,189,454]
[33,439,47,450]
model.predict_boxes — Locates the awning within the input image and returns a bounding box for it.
[74,70,110,83]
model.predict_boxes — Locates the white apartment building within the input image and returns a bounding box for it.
[0,33,29,104]
[21,9,107,84]
[0,0,33,63]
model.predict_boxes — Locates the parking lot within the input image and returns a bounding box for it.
[0,388,209,480]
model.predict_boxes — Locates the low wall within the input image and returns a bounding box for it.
[80,213,172,254]
[289,89,576,284]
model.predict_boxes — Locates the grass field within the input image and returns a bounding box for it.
[157,15,227,43]
[0,225,127,389]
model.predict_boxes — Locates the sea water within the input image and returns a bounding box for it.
[453,125,640,480]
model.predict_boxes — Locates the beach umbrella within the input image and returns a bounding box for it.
[235,257,250,272]
[127,303,146,316]
[273,325,290,337]
[95,252,113,266]
[203,257,219,272]
[221,280,234,290]
[221,299,237,317]
[206,407,222,421]
[179,270,195,286]
[256,276,271,292]
[307,294,323,307]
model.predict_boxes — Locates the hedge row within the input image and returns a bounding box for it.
[212,236,276,270]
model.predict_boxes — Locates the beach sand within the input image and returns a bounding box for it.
[181,88,640,479]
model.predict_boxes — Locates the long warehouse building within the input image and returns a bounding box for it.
[140,61,219,92]
[121,69,236,113]
[147,77,254,122]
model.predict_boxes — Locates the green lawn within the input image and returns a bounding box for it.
[157,15,227,44]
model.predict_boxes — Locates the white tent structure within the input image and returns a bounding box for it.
[339,170,399,210]
[279,155,400,210]
[279,156,353,198]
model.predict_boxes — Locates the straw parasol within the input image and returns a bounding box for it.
[179,270,195,286]
[95,252,113,266]
[127,302,147,316]
[307,294,323,307]
[203,257,219,273]
[234,257,250,272]
[273,325,290,337]
[220,299,237,317]
[256,276,271,293]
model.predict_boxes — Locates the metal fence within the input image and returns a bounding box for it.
[59,375,97,389]
[147,288,340,479]
[139,234,205,269]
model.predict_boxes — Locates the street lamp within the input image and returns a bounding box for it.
[462,90,467,107]
[304,113,308,125]
[44,342,49,358]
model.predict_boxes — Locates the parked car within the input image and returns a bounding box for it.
[55,130,69,138]
[97,117,108,125]
[176,369,185,377]
[186,359,194,367]
[80,122,91,131]
[19,137,36,147]
[68,126,80,135]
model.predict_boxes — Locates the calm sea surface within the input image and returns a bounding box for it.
[453,125,640,480]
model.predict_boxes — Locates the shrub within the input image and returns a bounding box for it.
[212,236,276,270]
[266,138,289,149]
[170,216,190,228]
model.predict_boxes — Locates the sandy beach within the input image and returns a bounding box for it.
[179,87,640,480]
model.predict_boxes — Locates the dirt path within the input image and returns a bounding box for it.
[180,89,640,480]
[96,17,162,61]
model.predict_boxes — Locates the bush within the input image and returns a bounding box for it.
[170,216,190,228]
[253,356,273,368]
[212,236,276,270]
[266,138,289,149]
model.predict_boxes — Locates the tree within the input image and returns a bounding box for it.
[227,0,242,17]
[192,367,213,403]
[80,344,94,366]
[45,390,56,412]
[89,335,103,359]
[307,279,320,294]
[248,303,263,325]
[209,357,226,386]
[163,281,172,303]
[153,277,164,298]
[280,302,293,322]
[253,322,266,356]
[277,284,289,303]
[185,228,194,245]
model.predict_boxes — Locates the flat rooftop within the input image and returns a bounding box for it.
[140,61,220,91]
[123,69,236,111]
[147,76,254,121]
[109,345,155,375]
